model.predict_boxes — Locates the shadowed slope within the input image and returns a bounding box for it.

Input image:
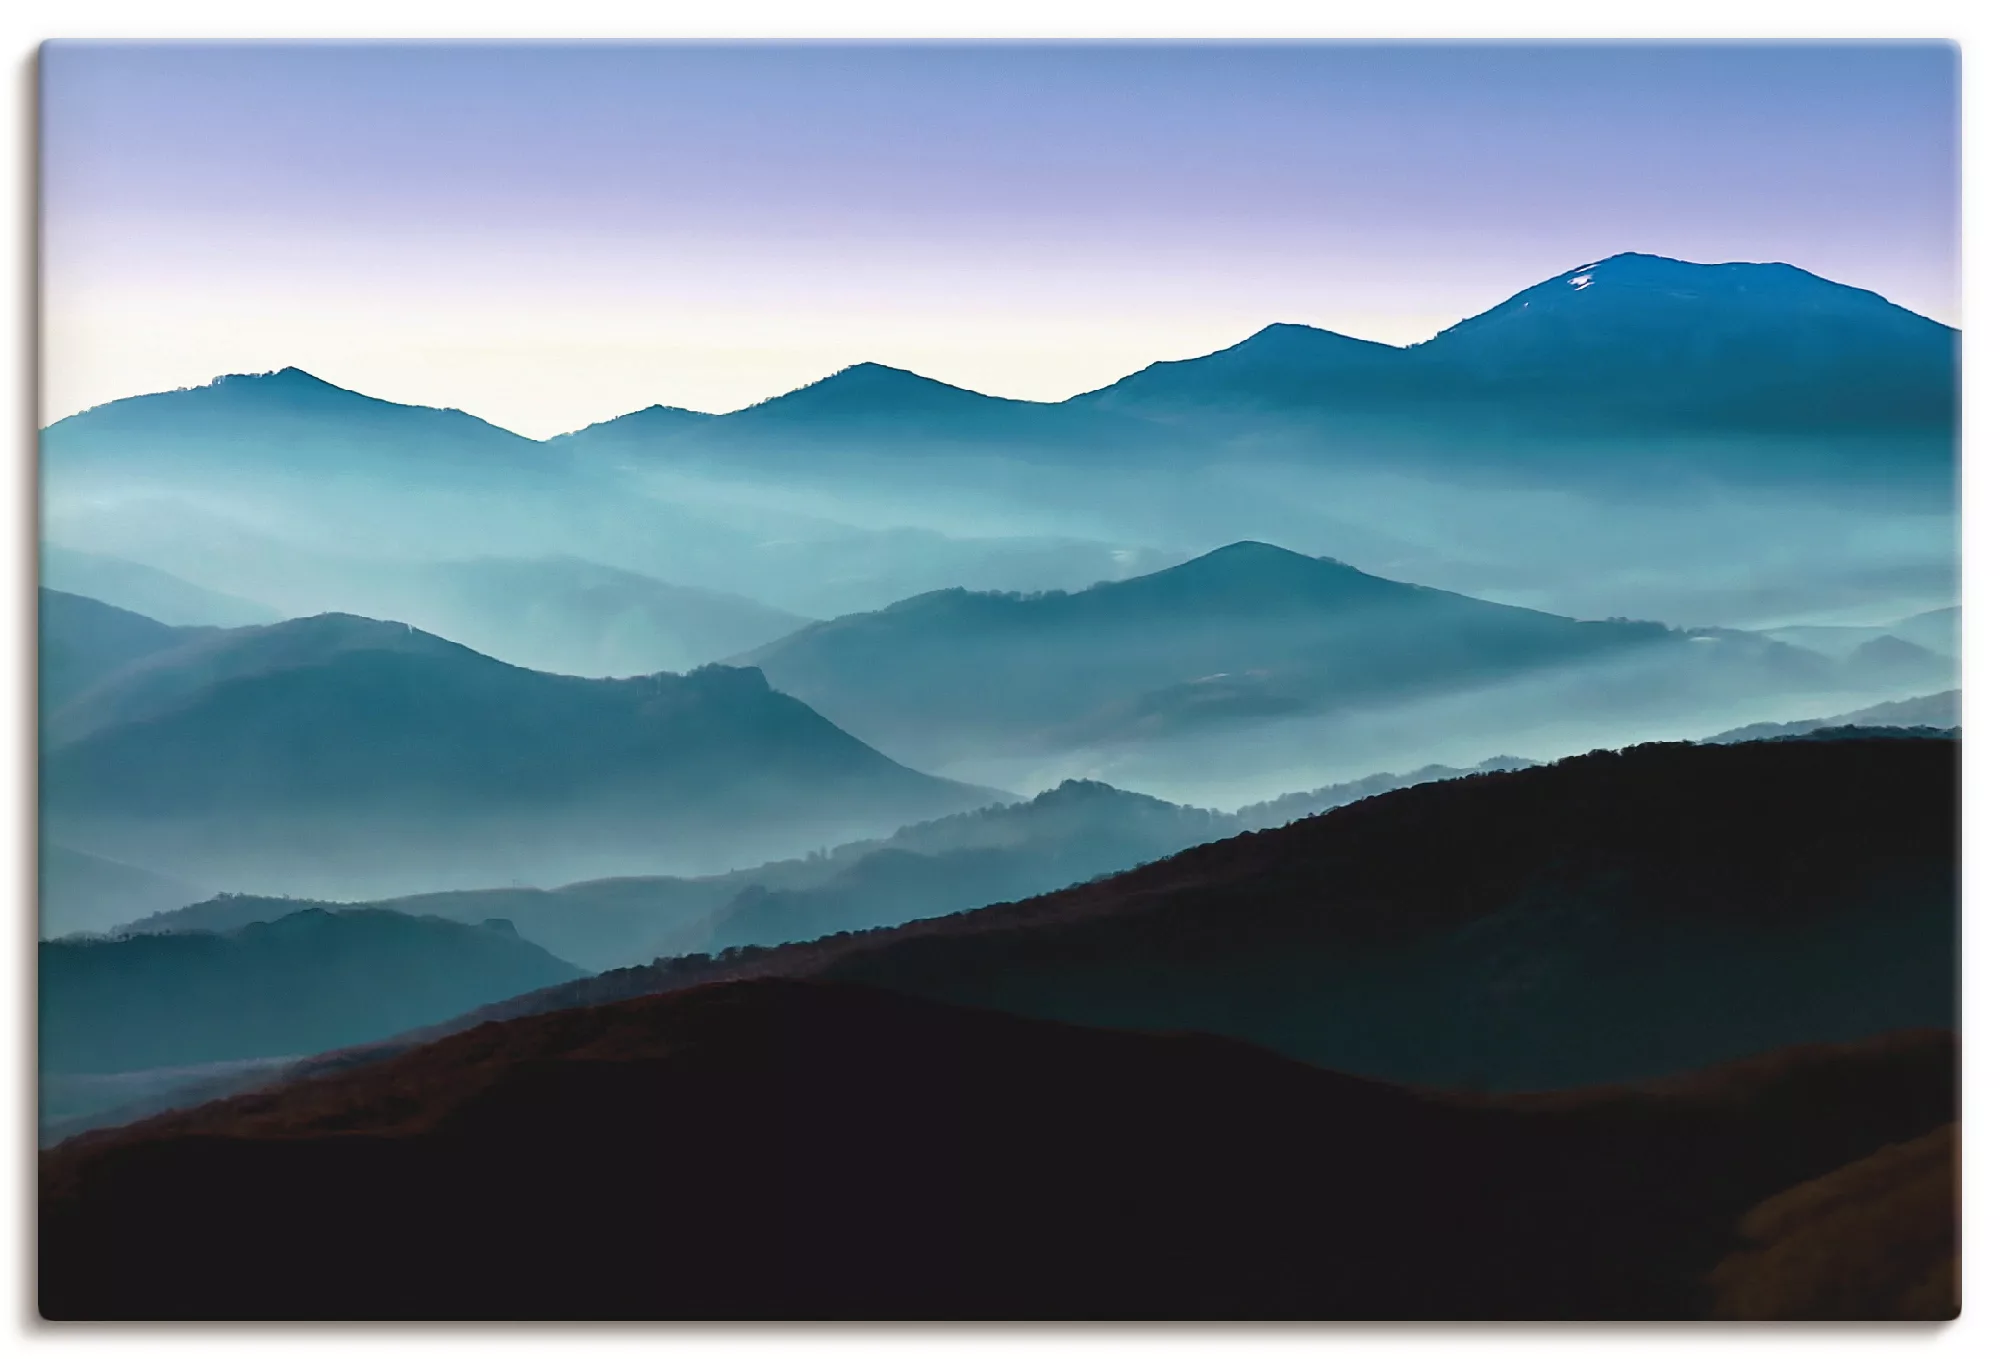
[41,613,999,896]
[38,979,1956,1320]
[41,547,279,628]
[426,736,1955,1091]
[37,589,209,714]
[1706,1122,1958,1319]
[41,367,554,485]
[737,541,1693,763]
[118,779,1226,971]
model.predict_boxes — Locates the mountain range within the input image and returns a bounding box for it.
[548,253,1955,476]
[48,774,1363,1139]
[117,760,1521,972]
[424,736,1956,1093]
[305,553,811,678]
[39,534,1944,911]
[37,253,1961,648]
[733,540,1836,770]
[41,546,280,628]
[39,595,997,898]
[42,255,1957,493]
[96,686,1956,978]
[41,365,554,487]
[32,246,1962,1324]
[1079,253,1955,436]
[37,736,1959,1320]
[1760,606,1961,662]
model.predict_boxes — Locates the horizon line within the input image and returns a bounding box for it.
[41,250,1956,439]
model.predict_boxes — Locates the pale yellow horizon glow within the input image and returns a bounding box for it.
[42,217,1960,440]
[42,294,1465,440]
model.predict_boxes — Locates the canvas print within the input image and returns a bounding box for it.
[35,42,1959,1321]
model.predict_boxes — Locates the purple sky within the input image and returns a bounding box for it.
[41,42,1960,436]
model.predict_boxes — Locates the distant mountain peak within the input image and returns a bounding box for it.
[679,662,774,694]
[1235,322,1404,354]
[216,365,338,387]
[1169,540,1354,574]
[1036,778,1132,803]
[1199,539,1308,561]
[201,366,379,400]
[1436,252,1929,335]
[740,361,1024,418]
[545,402,716,446]
[839,361,920,380]
[1080,541,1405,612]
[1067,323,1403,408]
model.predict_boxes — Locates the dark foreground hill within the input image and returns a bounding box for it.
[40,909,583,1075]
[38,978,1957,1320]
[437,736,1956,1091]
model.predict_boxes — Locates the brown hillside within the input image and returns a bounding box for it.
[41,978,1956,1321]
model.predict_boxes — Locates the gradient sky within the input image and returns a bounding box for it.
[41,42,1960,437]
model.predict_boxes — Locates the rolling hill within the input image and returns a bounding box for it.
[39,612,1000,898]
[38,843,203,941]
[38,978,1957,1320]
[556,360,1187,468]
[40,908,582,1075]
[109,757,1538,971]
[733,540,1819,768]
[700,779,1232,951]
[40,546,281,627]
[37,588,210,713]
[117,779,1230,970]
[1761,606,1961,664]
[339,554,810,678]
[35,255,1958,654]
[1703,689,1960,744]
[436,736,1956,1092]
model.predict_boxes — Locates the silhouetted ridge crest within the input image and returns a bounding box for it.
[430,735,1955,1096]
[740,361,1030,418]
[547,403,717,442]
[1074,252,1956,438]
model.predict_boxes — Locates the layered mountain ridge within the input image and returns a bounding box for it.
[39,595,999,901]
[45,253,1958,472]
